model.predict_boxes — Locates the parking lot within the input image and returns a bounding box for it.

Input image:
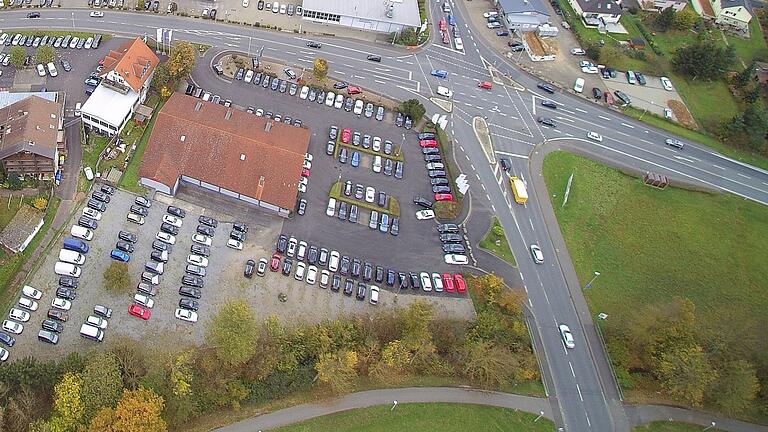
[602,73,685,120]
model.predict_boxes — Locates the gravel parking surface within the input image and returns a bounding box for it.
[602,74,685,119]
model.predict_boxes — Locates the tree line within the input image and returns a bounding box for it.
[0,274,538,431]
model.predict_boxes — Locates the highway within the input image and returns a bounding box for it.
[3,7,768,431]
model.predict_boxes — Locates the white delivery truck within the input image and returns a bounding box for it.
[70,225,94,241]
[55,262,82,277]
[59,249,86,265]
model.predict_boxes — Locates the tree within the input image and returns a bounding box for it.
[36,45,55,65]
[396,28,419,46]
[150,63,171,93]
[655,7,675,31]
[7,172,22,190]
[315,350,359,394]
[654,344,717,407]
[9,46,26,69]
[399,300,434,349]
[723,100,768,152]
[169,352,193,398]
[32,197,48,210]
[461,340,517,388]
[47,373,85,431]
[471,274,504,306]
[80,352,124,420]
[110,337,147,390]
[398,99,426,123]
[88,387,167,432]
[103,261,132,293]
[735,61,756,88]
[673,41,735,80]
[166,41,196,80]
[585,43,602,62]
[313,57,328,80]
[710,360,760,414]
[672,8,698,31]
[206,299,257,365]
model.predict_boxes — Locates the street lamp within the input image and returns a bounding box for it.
[702,421,716,431]
[585,271,601,289]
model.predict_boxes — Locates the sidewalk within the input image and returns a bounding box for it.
[626,405,768,432]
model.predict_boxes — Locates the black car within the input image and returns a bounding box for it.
[87,199,106,212]
[27,12,41,18]
[150,250,168,263]
[443,243,466,254]
[366,54,382,62]
[441,233,463,242]
[130,205,149,217]
[356,283,366,301]
[230,230,246,241]
[59,276,79,288]
[282,257,293,276]
[0,332,15,347]
[277,235,288,253]
[160,223,179,236]
[413,196,433,209]
[351,258,362,278]
[179,286,202,299]
[56,287,76,300]
[198,215,218,228]
[116,241,135,253]
[185,84,195,95]
[135,196,152,208]
[377,192,387,208]
[431,177,449,186]
[424,155,442,163]
[398,272,408,289]
[432,185,451,193]
[119,231,138,243]
[343,278,354,296]
[592,87,602,100]
[537,83,556,94]
[167,205,186,218]
[437,223,460,233]
[375,266,385,283]
[244,259,255,278]
[233,222,248,233]
[499,157,511,172]
[197,225,214,237]
[307,245,318,265]
[404,116,413,130]
[78,216,97,230]
[418,132,436,140]
[386,269,396,286]
[100,184,115,195]
[344,97,354,112]
[42,319,64,333]
[152,240,171,252]
[179,299,199,311]
[339,255,351,275]
[395,112,404,127]
[422,147,440,155]
[537,116,556,127]
[541,100,557,109]
[181,275,204,288]
[409,272,421,290]
[509,42,525,52]
[47,309,68,322]
[190,244,210,257]
[333,81,347,89]
[318,248,329,266]
[297,199,307,216]
[331,274,341,292]
[363,262,373,281]
[235,68,245,80]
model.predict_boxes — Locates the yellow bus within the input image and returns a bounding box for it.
[509,176,528,204]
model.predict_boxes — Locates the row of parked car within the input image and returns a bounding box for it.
[329,126,404,179]
[326,182,400,235]
[414,131,454,202]
[1,31,102,51]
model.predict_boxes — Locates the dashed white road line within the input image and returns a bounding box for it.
[621,122,635,129]
[737,173,751,179]
[598,115,610,120]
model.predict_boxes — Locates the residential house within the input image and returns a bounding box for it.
[567,0,624,29]
[494,0,550,32]
[640,0,687,12]
[712,0,752,32]
[0,95,62,180]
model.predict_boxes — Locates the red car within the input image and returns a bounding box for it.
[454,274,466,293]
[270,253,281,272]
[435,193,453,201]
[301,168,310,177]
[128,304,151,320]
[439,18,447,31]
[419,139,438,148]
[478,81,493,90]
[442,273,455,292]
[347,86,362,95]
[341,128,351,143]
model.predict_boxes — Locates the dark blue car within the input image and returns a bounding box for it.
[351,151,360,167]
[110,249,130,262]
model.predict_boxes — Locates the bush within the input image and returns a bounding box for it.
[434,200,461,220]
[103,262,132,293]
[32,197,48,210]
[7,173,22,190]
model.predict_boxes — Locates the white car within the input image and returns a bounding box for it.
[573,77,585,93]
[297,241,307,261]
[416,210,435,220]
[22,285,42,300]
[18,297,39,311]
[372,155,382,173]
[570,47,586,55]
[304,152,313,162]
[431,273,444,292]
[134,293,154,309]
[581,66,598,74]
[660,76,674,91]
[328,250,340,272]
[46,62,58,77]
[156,231,176,245]
[530,244,544,264]
[51,298,72,311]
[372,136,382,152]
[36,64,46,77]
[279,3,286,13]
[187,254,209,267]
[334,93,344,109]
[587,131,603,142]
[175,308,199,322]
[86,315,108,329]
[287,237,298,257]
[444,254,469,265]
[83,166,94,181]
[419,272,432,292]
[326,197,337,217]
[483,11,498,18]
[299,86,309,100]
[294,262,306,280]
[298,177,308,193]
[255,108,264,116]
[242,0,249,6]
[303,158,312,170]
[227,238,243,250]
[89,11,104,17]
[82,207,102,220]
[272,2,279,12]
[325,91,336,107]
[365,186,375,203]
[436,86,453,98]
[306,265,318,285]
[162,214,183,227]
[353,99,364,115]
[2,320,22,335]
[9,308,30,322]
[320,270,330,288]
[192,233,212,246]
[0,347,9,362]
[559,324,575,349]
[369,285,380,305]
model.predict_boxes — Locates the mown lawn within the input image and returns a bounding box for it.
[273,403,554,432]
[119,99,165,193]
[668,72,740,131]
[726,19,768,64]
[479,217,516,266]
[634,421,724,432]
[542,152,768,398]
[0,196,28,230]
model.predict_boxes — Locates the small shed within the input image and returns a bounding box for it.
[133,104,155,126]
[628,38,646,50]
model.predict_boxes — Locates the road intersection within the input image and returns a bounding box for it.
[3,6,768,431]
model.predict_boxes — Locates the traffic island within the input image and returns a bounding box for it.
[430,97,453,113]
[472,117,496,165]
[482,60,525,91]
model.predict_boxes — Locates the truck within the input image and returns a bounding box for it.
[509,176,528,204]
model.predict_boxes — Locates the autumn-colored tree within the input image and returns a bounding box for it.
[48,372,85,431]
[471,274,504,305]
[169,352,194,398]
[32,197,48,210]
[313,57,328,80]
[315,350,359,394]
[461,340,517,388]
[80,352,123,420]
[9,46,26,69]
[166,41,196,80]
[672,8,698,31]
[35,45,55,65]
[654,344,717,407]
[496,289,525,317]
[206,299,257,365]
[399,300,434,349]
[710,359,760,414]
[88,387,166,432]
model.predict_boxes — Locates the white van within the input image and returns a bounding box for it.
[454,37,464,51]
[436,86,453,98]
[70,225,93,241]
[79,323,104,342]
[55,262,82,277]
[59,249,86,265]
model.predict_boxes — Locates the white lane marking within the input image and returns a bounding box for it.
[712,164,725,170]
[569,362,576,378]
[738,173,751,179]
[495,151,530,159]
[576,384,584,401]
[529,219,535,231]
[586,413,591,426]
[598,115,610,120]
[556,116,575,123]
[374,79,386,84]
[621,122,635,128]
[490,203,496,212]
[573,107,588,113]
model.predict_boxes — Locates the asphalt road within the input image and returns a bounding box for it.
[4,8,768,432]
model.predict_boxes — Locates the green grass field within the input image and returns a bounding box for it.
[634,421,724,432]
[273,403,554,432]
[726,20,768,64]
[542,152,768,390]
[479,217,516,266]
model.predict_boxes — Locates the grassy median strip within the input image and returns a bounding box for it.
[329,181,400,217]
[479,217,516,266]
